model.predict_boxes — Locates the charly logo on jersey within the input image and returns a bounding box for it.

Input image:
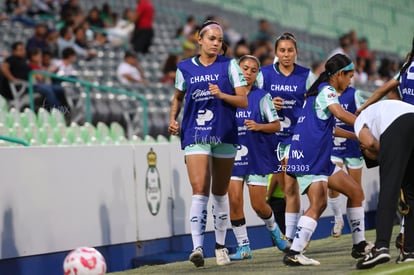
[145,148,161,216]
[196,109,214,126]
[235,144,248,161]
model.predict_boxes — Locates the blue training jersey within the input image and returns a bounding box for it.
[232,87,279,176]
[175,55,247,149]
[397,60,414,104]
[332,87,364,158]
[289,82,339,176]
[259,63,315,144]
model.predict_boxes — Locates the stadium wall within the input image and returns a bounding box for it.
[0,141,380,274]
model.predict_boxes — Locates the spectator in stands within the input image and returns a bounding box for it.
[41,49,55,71]
[353,57,368,84]
[182,15,198,41]
[60,0,83,24]
[50,47,77,78]
[357,37,375,77]
[233,41,251,59]
[30,0,59,16]
[26,23,50,53]
[73,25,89,50]
[116,50,148,86]
[0,42,64,108]
[105,8,135,47]
[250,19,275,53]
[131,0,154,54]
[328,33,352,59]
[45,29,59,58]
[100,2,115,27]
[377,58,399,83]
[57,25,96,60]
[27,47,67,109]
[311,60,324,77]
[348,29,359,60]
[5,0,36,26]
[160,53,179,85]
[85,6,105,29]
[181,40,198,60]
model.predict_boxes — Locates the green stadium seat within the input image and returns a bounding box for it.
[156,134,168,142]
[37,107,51,128]
[20,108,37,128]
[144,135,156,143]
[110,121,126,142]
[80,122,97,144]
[50,109,67,127]
[96,122,111,143]
[130,135,142,144]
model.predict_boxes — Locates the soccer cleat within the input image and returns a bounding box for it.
[215,247,231,266]
[189,247,204,268]
[283,252,320,266]
[270,226,288,252]
[351,240,374,259]
[396,250,414,263]
[395,232,404,249]
[230,245,252,260]
[331,219,344,238]
[356,247,391,269]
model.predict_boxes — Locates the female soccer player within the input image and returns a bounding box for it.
[329,86,366,238]
[259,32,316,243]
[168,20,248,268]
[283,54,370,266]
[228,55,287,261]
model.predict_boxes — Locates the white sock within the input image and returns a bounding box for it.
[400,216,405,234]
[263,212,276,231]
[232,222,249,247]
[328,196,344,222]
[190,195,209,250]
[212,193,229,246]
[346,207,365,245]
[285,212,300,240]
[291,215,317,252]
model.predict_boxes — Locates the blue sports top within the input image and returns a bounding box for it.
[259,63,315,144]
[396,60,414,105]
[232,87,279,176]
[332,87,364,159]
[175,55,247,149]
[288,82,340,176]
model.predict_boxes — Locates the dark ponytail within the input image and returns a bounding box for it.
[398,36,414,80]
[306,54,353,97]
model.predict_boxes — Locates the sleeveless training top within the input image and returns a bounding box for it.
[232,87,279,176]
[175,55,246,149]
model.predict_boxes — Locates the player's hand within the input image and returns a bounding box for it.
[272,97,284,111]
[208,83,223,99]
[244,119,260,131]
[168,120,180,136]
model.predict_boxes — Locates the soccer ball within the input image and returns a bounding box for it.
[63,246,107,275]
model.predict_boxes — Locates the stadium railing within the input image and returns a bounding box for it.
[0,134,29,146]
[27,71,149,138]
